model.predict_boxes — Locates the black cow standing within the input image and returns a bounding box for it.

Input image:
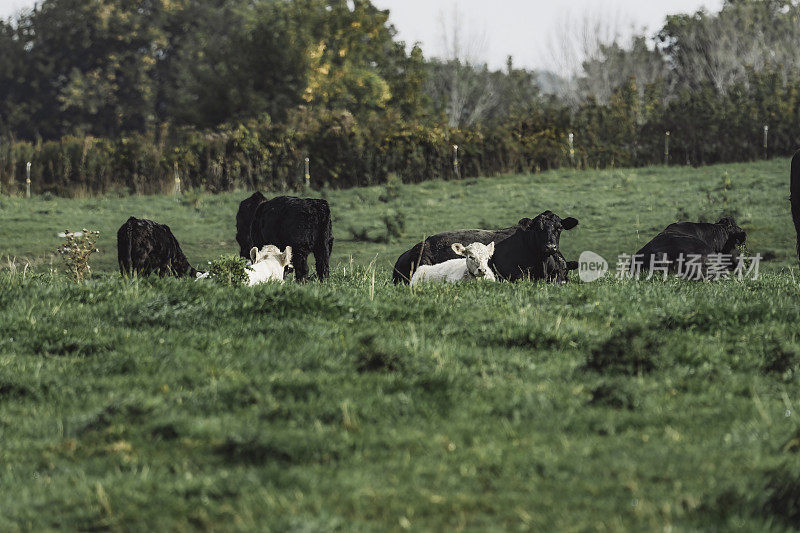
[117,217,197,277]
[792,150,800,264]
[635,217,746,273]
[393,211,579,283]
[239,194,334,282]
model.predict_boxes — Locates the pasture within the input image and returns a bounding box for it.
[1,159,800,530]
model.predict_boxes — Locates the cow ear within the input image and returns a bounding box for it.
[250,247,258,263]
[451,243,466,256]
[562,217,579,230]
[487,241,495,255]
[281,246,292,266]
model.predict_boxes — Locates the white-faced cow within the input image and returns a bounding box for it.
[236,194,333,282]
[792,150,800,264]
[117,217,197,277]
[393,211,579,284]
[410,242,496,286]
[246,245,293,285]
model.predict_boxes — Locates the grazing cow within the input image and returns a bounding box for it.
[247,195,333,282]
[410,242,496,286]
[117,217,197,277]
[792,150,800,263]
[635,217,746,275]
[246,245,293,285]
[393,211,579,284]
[236,192,267,258]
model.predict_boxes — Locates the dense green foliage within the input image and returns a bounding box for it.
[2,0,800,196]
[1,159,800,529]
[207,254,250,286]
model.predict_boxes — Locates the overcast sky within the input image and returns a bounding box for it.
[371,0,724,70]
[0,0,724,70]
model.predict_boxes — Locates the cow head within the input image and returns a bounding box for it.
[236,192,267,258]
[717,216,747,249]
[248,245,293,284]
[520,211,579,256]
[452,241,496,280]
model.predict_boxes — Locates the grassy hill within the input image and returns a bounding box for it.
[0,158,796,274]
[1,160,799,530]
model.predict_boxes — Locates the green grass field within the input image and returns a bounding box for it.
[1,160,800,530]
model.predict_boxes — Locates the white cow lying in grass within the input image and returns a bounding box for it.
[247,245,292,285]
[410,242,496,286]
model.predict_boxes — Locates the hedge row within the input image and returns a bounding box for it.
[3,73,800,197]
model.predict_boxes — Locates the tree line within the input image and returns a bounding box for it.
[1,0,799,195]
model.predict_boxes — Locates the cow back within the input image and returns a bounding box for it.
[117,217,194,277]
[660,219,744,254]
[250,196,331,253]
[392,226,519,284]
[637,233,716,261]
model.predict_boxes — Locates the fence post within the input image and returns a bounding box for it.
[664,131,670,166]
[304,157,310,190]
[26,161,31,198]
[568,133,575,166]
[763,125,769,159]
[173,162,181,195]
[453,145,461,180]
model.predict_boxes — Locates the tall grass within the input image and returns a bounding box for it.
[0,267,799,529]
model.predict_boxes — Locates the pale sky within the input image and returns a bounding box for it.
[0,0,724,71]
[371,0,724,71]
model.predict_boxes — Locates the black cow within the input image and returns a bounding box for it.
[392,211,579,283]
[635,217,746,274]
[660,217,746,249]
[543,251,580,283]
[117,217,197,277]
[247,195,333,282]
[236,191,267,258]
[792,150,800,263]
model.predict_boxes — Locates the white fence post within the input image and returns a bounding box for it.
[568,132,575,166]
[453,145,461,180]
[173,162,181,195]
[304,157,310,190]
[26,161,31,198]
[763,125,769,159]
[664,132,670,166]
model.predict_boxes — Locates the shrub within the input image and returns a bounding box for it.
[347,226,375,243]
[57,229,100,283]
[206,254,250,286]
[378,172,402,202]
[381,209,406,241]
[347,210,405,244]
